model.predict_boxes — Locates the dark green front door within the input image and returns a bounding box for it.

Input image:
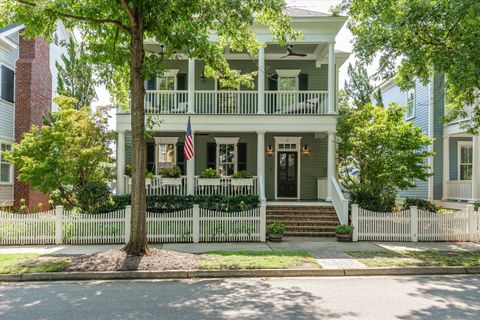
[277,151,297,198]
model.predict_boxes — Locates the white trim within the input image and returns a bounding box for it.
[154,137,179,145]
[214,137,240,176]
[154,137,179,174]
[274,136,302,200]
[458,141,473,181]
[275,69,301,78]
[163,69,180,78]
[0,24,24,39]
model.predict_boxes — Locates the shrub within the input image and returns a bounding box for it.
[77,181,111,214]
[201,168,219,178]
[335,224,353,234]
[266,221,285,235]
[145,171,154,179]
[167,166,182,178]
[232,170,252,179]
[349,188,396,212]
[402,197,438,212]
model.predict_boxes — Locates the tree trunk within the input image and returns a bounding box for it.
[123,10,148,255]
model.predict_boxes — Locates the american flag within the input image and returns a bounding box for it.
[184,116,194,160]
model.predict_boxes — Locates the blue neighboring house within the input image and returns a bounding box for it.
[376,74,479,207]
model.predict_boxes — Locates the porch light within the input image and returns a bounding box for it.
[302,144,310,156]
[266,145,274,156]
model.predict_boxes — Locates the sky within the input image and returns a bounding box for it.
[93,0,354,129]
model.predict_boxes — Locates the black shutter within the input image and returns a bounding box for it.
[237,143,247,172]
[268,74,278,112]
[299,74,308,91]
[146,76,156,90]
[146,142,155,173]
[176,142,186,175]
[207,142,216,169]
[1,66,14,103]
[268,74,278,90]
[177,73,187,90]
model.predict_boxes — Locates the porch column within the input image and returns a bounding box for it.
[442,136,450,200]
[472,135,480,202]
[326,131,336,201]
[186,131,195,195]
[327,42,335,114]
[188,58,195,113]
[257,45,265,114]
[116,130,126,195]
[257,131,266,200]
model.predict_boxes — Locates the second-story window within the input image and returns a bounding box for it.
[278,77,297,91]
[459,142,473,180]
[1,65,15,103]
[0,143,12,183]
[405,88,415,119]
[157,76,175,91]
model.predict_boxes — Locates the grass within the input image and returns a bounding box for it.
[199,250,320,270]
[0,254,70,274]
[348,250,480,268]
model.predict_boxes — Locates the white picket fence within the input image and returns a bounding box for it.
[352,204,480,242]
[0,204,266,245]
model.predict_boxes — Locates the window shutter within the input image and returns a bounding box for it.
[268,74,278,112]
[299,74,308,91]
[146,76,156,90]
[176,142,186,175]
[207,142,217,169]
[146,142,155,173]
[177,73,187,90]
[268,74,278,90]
[237,143,247,172]
[1,66,15,103]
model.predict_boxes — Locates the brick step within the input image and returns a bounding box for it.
[271,221,339,227]
[267,211,337,215]
[267,207,335,212]
[267,215,339,220]
[284,231,336,237]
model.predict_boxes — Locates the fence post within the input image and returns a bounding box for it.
[193,204,200,243]
[260,202,266,242]
[125,205,131,244]
[351,204,359,242]
[410,206,418,242]
[55,205,63,245]
[467,205,475,242]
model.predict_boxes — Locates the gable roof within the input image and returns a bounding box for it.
[285,7,330,17]
[0,23,23,38]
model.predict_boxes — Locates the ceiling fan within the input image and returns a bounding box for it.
[281,45,307,58]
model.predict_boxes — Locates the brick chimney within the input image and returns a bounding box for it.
[14,35,52,210]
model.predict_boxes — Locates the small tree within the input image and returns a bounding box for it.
[337,103,433,212]
[2,97,112,207]
[56,38,97,109]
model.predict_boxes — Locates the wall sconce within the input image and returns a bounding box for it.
[266,145,274,156]
[302,144,310,156]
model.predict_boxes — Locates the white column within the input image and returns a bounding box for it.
[472,135,480,202]
[327,42,335,114]
[257,131,266,200]
[187,130,195,195]
[326,131,336,201]
[116,130,126,195]
[188,58,195,113]
[257,45,265,114]
[442,136,450,200]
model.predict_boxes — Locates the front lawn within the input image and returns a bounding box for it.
[199,250,320,270]
[0,254,70,274]
[348,250,480,268]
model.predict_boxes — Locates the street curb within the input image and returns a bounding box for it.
[0,266,479,282]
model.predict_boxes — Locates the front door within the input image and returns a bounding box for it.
[277,151,297,198]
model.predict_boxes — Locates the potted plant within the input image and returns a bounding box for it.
[145,171,154,186]
[231,170,255,187]
[197,168,221,186]
[266,221,285,242]
[335,224,353,242]
[124,164,133,185]
[161,166,183,186]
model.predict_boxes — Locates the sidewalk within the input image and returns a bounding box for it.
[2,238,479,270]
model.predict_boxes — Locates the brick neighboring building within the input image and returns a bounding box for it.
[0,23,69,210]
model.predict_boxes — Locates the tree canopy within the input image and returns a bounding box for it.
[339,0,480,131]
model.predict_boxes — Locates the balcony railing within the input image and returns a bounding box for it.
[446,180,472,201]
[142,90,330,115]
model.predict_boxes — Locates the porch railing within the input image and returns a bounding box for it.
[195,91,258,114]
[142,90,330,115]
[330,177,349,225]
[446,180,472,201]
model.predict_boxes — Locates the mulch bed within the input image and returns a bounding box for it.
[67,248,204,272]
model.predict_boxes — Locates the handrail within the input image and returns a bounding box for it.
[330,176,349,225]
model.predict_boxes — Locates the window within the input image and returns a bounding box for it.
[215,137,239,176]
[405,88,415,119]
[459,142,473,180]
[278,77,297,91]
[157,144,175,170]
[0,143,12,183]
[1,65,15,103]
[157,76,175,91]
